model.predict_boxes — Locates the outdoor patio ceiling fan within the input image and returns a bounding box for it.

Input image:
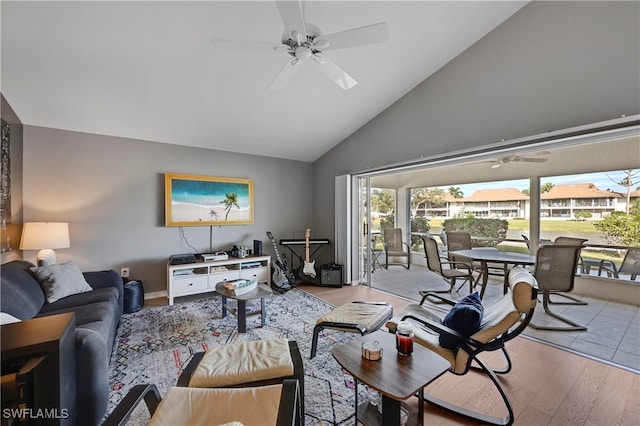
[483,152,551,169]
[210,0,389,90]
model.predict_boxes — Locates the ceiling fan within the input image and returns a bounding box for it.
[211,0,389,90]
[484,151,551,169]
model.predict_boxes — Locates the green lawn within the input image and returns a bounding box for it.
[428,218,597,233]
[506,219,597,233]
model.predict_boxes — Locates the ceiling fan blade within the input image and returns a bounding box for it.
[313,54,357,90]
[211,38,278,50]
[520,158,548,163]
[269,58,304,90]
[276,0,307,40]
[316,22,389,51]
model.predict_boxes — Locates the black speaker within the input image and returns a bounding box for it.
[320,263,343,287]
[253,240,263,256]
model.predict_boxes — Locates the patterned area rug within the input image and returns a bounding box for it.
[107,288,369,425]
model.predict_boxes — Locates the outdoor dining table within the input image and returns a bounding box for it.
[450,248,536,298]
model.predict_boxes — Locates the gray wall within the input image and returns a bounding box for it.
[313,1,640,252]
[1,94,24,265]
[22,126,313,294]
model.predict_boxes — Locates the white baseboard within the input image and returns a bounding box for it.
[144,290,167,300]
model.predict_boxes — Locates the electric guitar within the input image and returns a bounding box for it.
[266,231,296,292]
[301,228,317,279]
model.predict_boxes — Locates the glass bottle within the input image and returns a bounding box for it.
[395,321,414,356]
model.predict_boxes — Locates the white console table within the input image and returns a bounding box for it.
[167,255,271,305]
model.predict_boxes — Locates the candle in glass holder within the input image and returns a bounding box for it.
[395,321,414,356]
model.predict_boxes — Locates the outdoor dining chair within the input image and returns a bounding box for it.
[418,236,475,301]
[550,237,589,306]
[530,244,587,331]
[444,231,484,290]
[383,227,411,269]
[601,247,640,280]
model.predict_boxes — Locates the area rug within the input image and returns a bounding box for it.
[107,288,369,425]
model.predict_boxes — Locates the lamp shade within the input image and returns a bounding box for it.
[20,222,70,250]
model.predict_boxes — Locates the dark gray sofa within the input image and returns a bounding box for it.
[1,260,123,426]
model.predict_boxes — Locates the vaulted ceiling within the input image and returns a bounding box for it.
[1,1,528,162]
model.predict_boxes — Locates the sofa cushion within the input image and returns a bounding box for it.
[38,287,118,314]
[0,260,46,319]
[83,269,124,316]
[37,300,119,352]
[30,261,93,303]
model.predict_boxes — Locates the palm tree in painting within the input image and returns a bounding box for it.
[220,192,240,220]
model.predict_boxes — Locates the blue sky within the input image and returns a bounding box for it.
[445,169,638,197]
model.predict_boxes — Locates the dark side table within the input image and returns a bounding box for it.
[332,330,450,426]
[1,312,76,425]
[215,282,273,333]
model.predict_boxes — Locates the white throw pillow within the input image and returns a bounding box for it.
[30,261,93,303]
[0,312,22,325]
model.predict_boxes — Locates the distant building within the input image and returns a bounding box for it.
[414,183,627,220]
[414,193,459,218]
[457,188,528,218]
[541,183,621,219]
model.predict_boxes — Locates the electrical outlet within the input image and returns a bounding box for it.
[120,267,130,278]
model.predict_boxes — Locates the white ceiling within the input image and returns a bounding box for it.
[1,1,528,162]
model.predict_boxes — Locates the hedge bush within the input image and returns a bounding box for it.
[442,218,508,247]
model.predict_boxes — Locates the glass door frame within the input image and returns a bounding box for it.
[358,176,373,286]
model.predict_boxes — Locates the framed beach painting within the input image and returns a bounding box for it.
[165,173,254,226]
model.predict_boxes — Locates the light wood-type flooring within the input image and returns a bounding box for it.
[297,282,640,426]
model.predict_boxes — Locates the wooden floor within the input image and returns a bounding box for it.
[297,283,640,426]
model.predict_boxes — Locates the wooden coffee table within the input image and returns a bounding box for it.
[215,282,273,333]
[332,330,450,425]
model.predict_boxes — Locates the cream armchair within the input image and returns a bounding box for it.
[103,380,301,426]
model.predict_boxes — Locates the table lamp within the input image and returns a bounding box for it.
[19,222,70,266]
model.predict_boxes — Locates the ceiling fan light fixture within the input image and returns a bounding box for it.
[295,46,313,61]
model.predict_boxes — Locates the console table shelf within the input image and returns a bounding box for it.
[167,255,271,305]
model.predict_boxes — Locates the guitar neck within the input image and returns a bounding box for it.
[267,232,285,264]
[305,229,311,262]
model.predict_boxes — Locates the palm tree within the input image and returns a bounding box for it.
[220,192,240,220]
[448,186,464,198]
